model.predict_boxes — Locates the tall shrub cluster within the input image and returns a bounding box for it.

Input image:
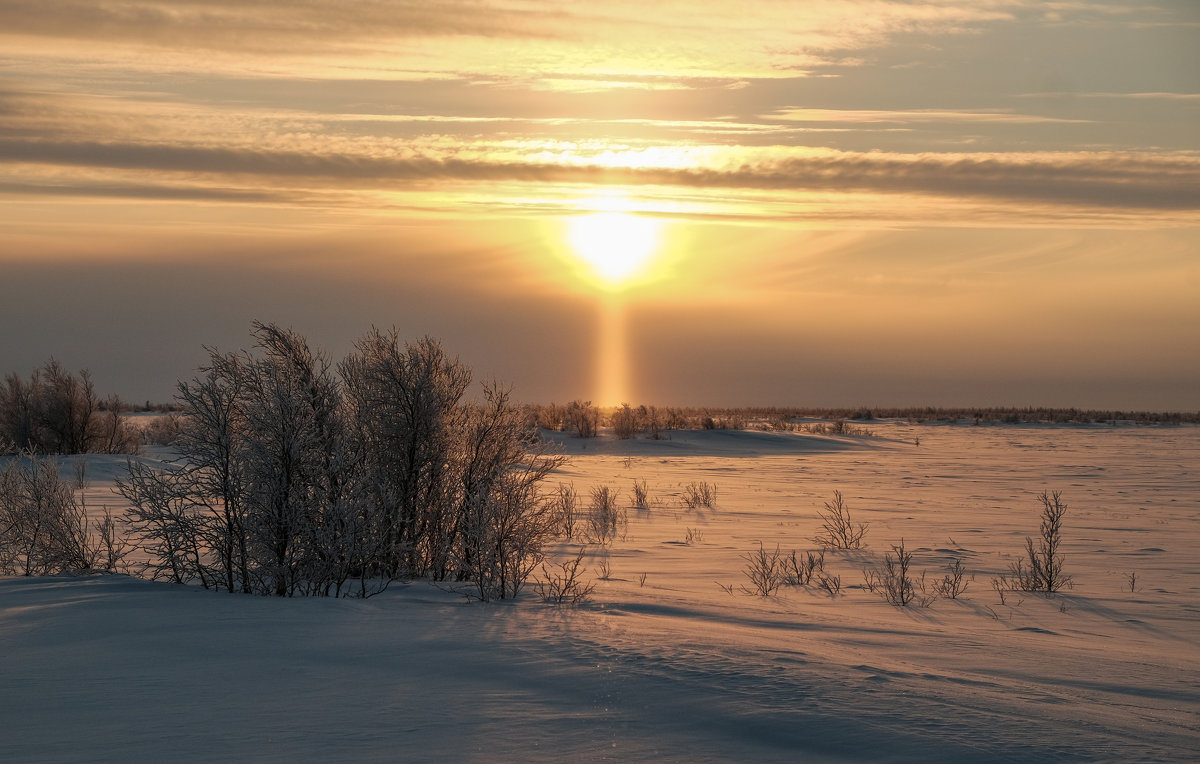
[0,360,138,455]
[118,323,563,599]
[0,455,127,576]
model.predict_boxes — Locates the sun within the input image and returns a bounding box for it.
[567,211,661,284]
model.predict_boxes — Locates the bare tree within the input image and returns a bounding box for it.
[1,360,134,455]
[341,331,470,577]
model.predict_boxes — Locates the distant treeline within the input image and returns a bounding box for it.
[526,402,1198,438]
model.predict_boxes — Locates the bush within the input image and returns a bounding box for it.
[610,403,639,439]
[585,485,625,544]
[681,481,717,509]
[631,478,649,508]
[564,400,599,438]
[863,539,931,606]
[1006,490,1072,593]
[0,360,138,455]
[537,547,596,605]
[119,323,564,599]
[742,543,784,596]
[812,490,867,549]
[931,558,971,599]
[782,548,825,586]
[0,454,128,575]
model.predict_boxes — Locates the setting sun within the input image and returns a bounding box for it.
[566,211,662,284]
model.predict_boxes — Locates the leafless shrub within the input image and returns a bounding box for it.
[638,571,647,587]
[812,490,867,549]
[140,412,186,446]
[863,539,932,606]
[782,548,825,586]
[716,581,735,595]
[931,558,971,599]
[684,527,704,545]
[1,360,138,455]
[1125,570,1139,593]
[120,324,562,599]
[681,481,717,510]
[1008,491,1072,593]
[990,575,1025,606]
[741,542,785,596]
[564,400,599,438]
[991,576,1009,605]
[596,553,613,580]
[551,484,578,540]
[586,485,626,545]
[610,403,639,439]
[631,478,649,508]
[94,504,132,574]
[0,453,111,575]
[537,547,596,606]
[816,572,842,597]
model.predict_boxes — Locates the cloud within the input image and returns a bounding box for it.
[3,133,1198,212]
[766,108,1089,124]
[1020,91,1200,101]
[0,0,1025,83]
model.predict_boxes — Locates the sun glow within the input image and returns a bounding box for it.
[567,211,662,285]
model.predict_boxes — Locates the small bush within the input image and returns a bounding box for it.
[140,412,185,447]
[551,484,578,540]
[681,481,718,510]
[816,572,842,597]
[782,548,825,586]
[585,485,626,545]
[538,547,596,605]
[1008,490,1072,592]
[741,543,785,596]
[812,490,867,549]
[931,557,970,599]
[863,539,932,607]
[631,478,649,508]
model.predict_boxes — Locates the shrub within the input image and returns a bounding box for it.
[681,481,717,510]
[812,490,867,549]
[816,572,842,597]
[537,547,595,605]
[119,323,564,599]
[863,539,930,606]
[0,360,138,455]
[631,478,649,508]
[585,485,625,545]
[610,403,639,439]
[782,548,825,586]
[741,543,785,596]
[551,484,578,540]
[564,400,599,438]
[931,558,971,599]
[0,454,126,575]
[1007,490,1072,593]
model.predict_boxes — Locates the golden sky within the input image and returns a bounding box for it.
[2,1,1198,408]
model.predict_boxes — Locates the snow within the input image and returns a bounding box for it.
[3,423,1198,762]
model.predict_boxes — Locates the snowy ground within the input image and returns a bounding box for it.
[3,423,1198,762]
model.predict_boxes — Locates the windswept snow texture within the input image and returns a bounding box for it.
[3,423,1199,762]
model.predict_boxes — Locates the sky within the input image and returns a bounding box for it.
[1,0,1198,410]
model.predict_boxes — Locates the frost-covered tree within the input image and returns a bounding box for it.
[120,324,562,598]
[340,331,470,578]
